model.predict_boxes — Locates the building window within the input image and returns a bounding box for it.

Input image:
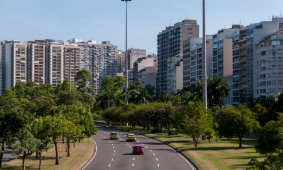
[278,80,282,85]
[278,49,283,54]
[272,80,276,85]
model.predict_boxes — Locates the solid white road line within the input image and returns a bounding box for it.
[81,138,97,170]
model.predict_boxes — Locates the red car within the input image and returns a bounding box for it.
[132,145,144,155]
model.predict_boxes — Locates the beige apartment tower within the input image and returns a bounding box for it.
[64,46,80,86]
[28,42,46,84]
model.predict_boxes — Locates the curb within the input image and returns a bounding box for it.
[150,137,199,170]
[77,137,96,170]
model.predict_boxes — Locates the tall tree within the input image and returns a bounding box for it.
[217,105,259,148]
[75,69,93,92]
[175,101,213,147]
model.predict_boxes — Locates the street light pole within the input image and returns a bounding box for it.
[121,0,131,105]
[202,0,207,109]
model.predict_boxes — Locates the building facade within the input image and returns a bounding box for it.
[157,19,199,95]
[254,30,283,98]
[232,19,282,105]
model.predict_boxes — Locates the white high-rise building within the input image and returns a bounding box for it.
[4,41,28,89]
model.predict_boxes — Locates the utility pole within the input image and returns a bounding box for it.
[121,0,131,105]
[202,0,207,109]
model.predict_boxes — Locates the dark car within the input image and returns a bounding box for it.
[132,145,144,155]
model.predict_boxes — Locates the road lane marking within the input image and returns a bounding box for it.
[146,146,148,148]
[81,138,97,170]
[158,164,159,167]
[156,158,158,161]
[132,164,134,166]
[113,146,114,148]
[112,144,113,145]
[113,153,115,156]
[142,144,144,145]
[150,150,152,152]
[153,153,155,155]
[112,159,113,161]
[108,164,111,167]
[114,150,115,152]
[133,158,135,160]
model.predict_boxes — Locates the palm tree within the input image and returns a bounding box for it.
[207,75,230,108]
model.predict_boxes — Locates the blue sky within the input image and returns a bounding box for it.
[0,0,282,54]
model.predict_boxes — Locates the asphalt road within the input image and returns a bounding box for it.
[82,126,196,170]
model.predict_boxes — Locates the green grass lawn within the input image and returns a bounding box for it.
[1,138,93,170]
[113,125,266,170]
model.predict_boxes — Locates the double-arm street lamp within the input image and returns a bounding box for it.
[121,0,131,105]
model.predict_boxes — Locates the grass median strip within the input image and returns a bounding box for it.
[1,138,93,170]
[113,125,266,170]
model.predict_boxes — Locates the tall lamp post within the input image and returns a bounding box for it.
[121,0,131,105]
[202,0,207,109]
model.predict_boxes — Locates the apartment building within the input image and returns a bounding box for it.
[64,45,81,87]
[0,42,3,94]
[46,41,65,88]
[4,41,28,89]
[167,55,183,93]
[157,19,199,95]
[232,19,282,105]
[183,38,202,87]
[190,37,213,86]
[99,41,118,89]
[133,56,157,83]
[254,30,283,98]
[127,48,146,69]
[27,42,46,84]
[117,50,125,73]
[138,66,157,94]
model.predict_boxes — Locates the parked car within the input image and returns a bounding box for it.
[132,145,144,155]
[126,133,136,142]
[110,132,119,140]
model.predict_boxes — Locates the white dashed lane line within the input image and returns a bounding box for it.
[111,159,113,161]
[133,158,135,160]
[132,164,134,166]
[158,164,160,167]
[108,164,111,167]
[156,158,158,161]
[153,153,155,156]
[113,153,115,156]
[150,150,152,152]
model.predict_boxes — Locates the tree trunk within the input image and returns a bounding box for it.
[239,136,242,148]
[0,144,4,168]
[22,151,26,170]
[38,153,42,170]
[67,138,70,157]
[194,141,198,147]
[54,141,59,165]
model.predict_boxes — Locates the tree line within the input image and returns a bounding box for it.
[0,69,97,170]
